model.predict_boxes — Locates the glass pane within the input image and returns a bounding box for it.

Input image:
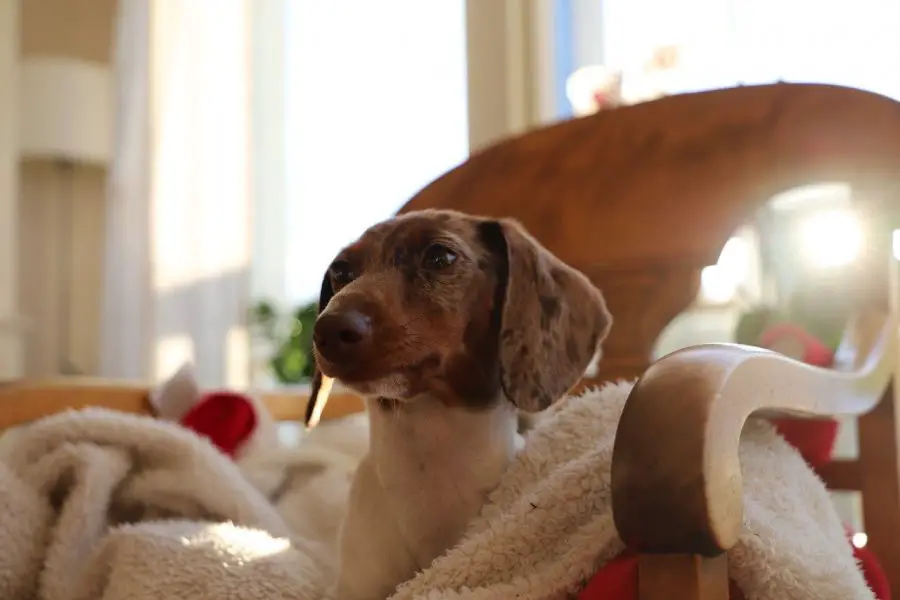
[654,183,867,358]
[554,0,900,116]
[732,0,900,99]
[283,1,469,305]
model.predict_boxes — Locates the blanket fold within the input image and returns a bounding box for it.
[0,408,339,599]
[390,382,874,600]
[0,382,876,600]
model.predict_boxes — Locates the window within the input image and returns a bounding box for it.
[253,2,469,307]
[557,0,900,534]
[549,0,900,123]
[730,0,900,97]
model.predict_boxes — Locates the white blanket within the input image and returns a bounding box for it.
[391,382,873,600]
[0,383,874,600]
[0,408,353,600]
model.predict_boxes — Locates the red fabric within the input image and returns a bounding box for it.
[771,417,840,470]
[758,324,834,367]
[577,544,889,600]
[179,391,257,458]
[577,550,745,600]
[855,541,892,600]
[577,551,636,600]
[578,322,886,600]
[769,417,890,599]
[768,413,890,599]
[576,355,888,599]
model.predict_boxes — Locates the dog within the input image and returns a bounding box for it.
[308,209,611,599]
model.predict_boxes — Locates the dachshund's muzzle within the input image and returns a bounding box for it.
[313,309,373,368]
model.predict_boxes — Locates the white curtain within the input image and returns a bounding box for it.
[101,0,252,387]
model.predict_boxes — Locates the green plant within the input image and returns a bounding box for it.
[249,299,318,384]
[734,306,783,346]
[734,284,849,351]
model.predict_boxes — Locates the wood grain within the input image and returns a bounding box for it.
[400,83,900,380]
[402,83,900,266]
[638,554,729,600]
[0,377,364,429]
[612,312,895,556]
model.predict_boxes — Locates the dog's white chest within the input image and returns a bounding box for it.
[335,399,520,599]
[380,443,502,565]
[374,401,519,565]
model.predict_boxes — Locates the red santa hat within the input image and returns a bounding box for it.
[150,363,278,460]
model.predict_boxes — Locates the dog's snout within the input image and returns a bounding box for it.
[313,310,373,364]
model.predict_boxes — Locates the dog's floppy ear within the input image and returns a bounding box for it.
[481,218,612,412]
[305,273,336,429]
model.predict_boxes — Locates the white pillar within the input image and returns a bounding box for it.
[466,0,542,152]
[0,0,22,379]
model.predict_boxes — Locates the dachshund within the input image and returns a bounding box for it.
[306,209,611,599]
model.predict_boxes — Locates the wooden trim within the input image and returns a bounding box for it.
[817,459,862,491]
[858,384,900,594]
[0,377,364,429]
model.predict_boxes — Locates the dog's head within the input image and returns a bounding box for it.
[306,209,611,425]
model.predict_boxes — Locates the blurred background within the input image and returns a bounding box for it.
[0,0,898,398]
[3,0,900,538]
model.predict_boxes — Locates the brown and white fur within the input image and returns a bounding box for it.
[308,209,611,600]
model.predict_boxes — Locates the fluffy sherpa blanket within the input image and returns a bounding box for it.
[0,382,874,600]
[0,407,360,600]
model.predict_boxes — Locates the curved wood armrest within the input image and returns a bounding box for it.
[611,314,895,556]
[0,377,364,429]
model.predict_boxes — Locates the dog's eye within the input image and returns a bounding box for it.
[422,244,458,271]
[329,260,355,287]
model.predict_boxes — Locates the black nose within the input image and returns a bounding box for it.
[313,310,373,364]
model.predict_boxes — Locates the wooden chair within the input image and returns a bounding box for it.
[399,82,900,598]
[2,82,899,599]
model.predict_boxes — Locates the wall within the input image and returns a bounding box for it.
[0,0,21,379]
[18,0,117,375]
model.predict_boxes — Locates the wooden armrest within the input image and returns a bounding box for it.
[0,377,364,430]
[611,313,895,556]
